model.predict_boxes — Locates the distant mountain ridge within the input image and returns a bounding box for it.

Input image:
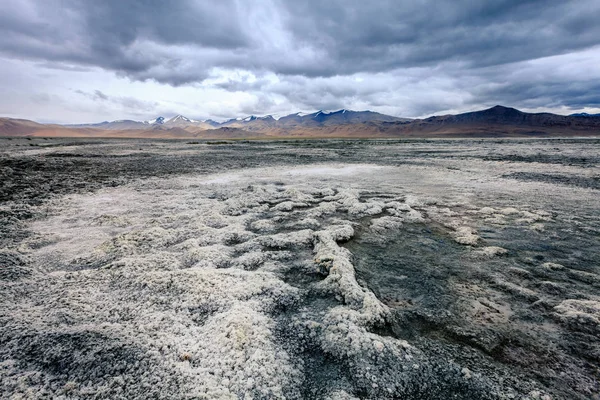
[2,105,600,138]
[570,112,600,117]
[415,105,600,133]
[66,109,410,131]
[69,106,600,133]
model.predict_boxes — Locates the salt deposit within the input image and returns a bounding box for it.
[1,138,599,399]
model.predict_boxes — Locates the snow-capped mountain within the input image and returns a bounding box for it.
[203,119,221,127]
[220,115,277,130]
[167,115,201,123]
[223,115,274,123]
[276,109,408,127]
[64,110,408,131]
[242,115,275,122]
[162,115,219,130]
[144,116,165,125]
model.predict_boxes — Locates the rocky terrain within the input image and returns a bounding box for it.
[0,137,599,399]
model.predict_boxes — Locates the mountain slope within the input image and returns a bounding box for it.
[0,118,50,136]
[163,115,215,130]
[220,115,278,130]
[69,120,152,130]
[407,106,600,135]
[277,109,409,128]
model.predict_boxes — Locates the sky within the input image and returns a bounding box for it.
[1,0,600,124]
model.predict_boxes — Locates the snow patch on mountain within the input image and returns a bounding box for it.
[144,116,165,125]
[168,115,199,123]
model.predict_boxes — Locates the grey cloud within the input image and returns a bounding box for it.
[30,93,53,105]
[0,0,249,85]
[278,0,600,75]
[1,0,600,119]
[93,90,109,101]
[36,62,92,72]
[82,0,248,49]
[472,80,600,111]
[75,89,158,112]
[214,76,274,92]
[2,0,599,85]
[74,90,107,102]
[238,95,278,116]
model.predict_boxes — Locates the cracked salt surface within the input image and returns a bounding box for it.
[1,139,600,399]
[5,165,427,398]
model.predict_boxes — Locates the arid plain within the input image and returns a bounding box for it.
[1,137,599,399]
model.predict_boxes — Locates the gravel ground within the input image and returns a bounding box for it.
[1,137,599,399]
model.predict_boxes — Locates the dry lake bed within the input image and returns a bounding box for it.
[1,137,599,399]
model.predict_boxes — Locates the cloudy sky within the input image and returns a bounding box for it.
[1,0,600,123]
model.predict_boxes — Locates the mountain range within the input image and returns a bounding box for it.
[65,109,408,131]
[1,106,599,139]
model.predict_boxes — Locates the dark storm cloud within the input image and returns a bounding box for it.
[3,0,599,81]
[81,0,248,49]
[1,0,600,116]
[280,0,600,75]
[473,80,600,111]
[0,0,249,84]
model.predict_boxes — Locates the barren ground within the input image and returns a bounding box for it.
[1,137,599,399]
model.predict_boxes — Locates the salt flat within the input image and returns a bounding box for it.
[1,138,599,399]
